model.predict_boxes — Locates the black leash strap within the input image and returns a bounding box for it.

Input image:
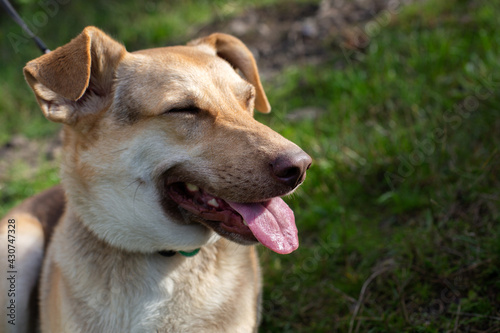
[1,0,50,54]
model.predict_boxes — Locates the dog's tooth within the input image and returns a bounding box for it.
[186,183,199,192]
[243,219,248,226]
[207,198,219,208]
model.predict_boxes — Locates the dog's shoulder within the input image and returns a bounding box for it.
[9,185,66,246]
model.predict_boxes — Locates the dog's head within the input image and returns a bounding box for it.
[24,27,311,254]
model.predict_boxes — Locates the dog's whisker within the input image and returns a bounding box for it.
[132,181,142,216]
[110,148,129,154]
[124,179,141,190]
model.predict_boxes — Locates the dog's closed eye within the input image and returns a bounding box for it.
[163,106,201,114]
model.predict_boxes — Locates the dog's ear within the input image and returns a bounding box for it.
[189,33,271,113]
[23,26,126,124]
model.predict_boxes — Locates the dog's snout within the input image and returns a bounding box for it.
[271,151,312,188]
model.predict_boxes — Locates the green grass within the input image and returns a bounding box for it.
[1,0,499,331]
[255,0,500,331]
[0,159,59,215]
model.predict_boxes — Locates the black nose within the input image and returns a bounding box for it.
[271,151,312,188]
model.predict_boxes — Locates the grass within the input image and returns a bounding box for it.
[255,0,500,331]
[1,0,500,331]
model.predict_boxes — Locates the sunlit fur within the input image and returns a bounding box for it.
[0,27,307,332]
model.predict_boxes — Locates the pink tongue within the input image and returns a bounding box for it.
[228,197,298,254]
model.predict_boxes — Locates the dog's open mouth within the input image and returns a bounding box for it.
[166,182,298,254]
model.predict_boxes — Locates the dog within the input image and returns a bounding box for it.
[0,26,311,332]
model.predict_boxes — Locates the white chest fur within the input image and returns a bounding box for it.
[40,214,261,333]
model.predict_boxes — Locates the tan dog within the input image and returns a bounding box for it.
[0,27,311,332]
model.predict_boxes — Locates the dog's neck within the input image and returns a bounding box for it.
[45,208,260,331]
[57,208,202,264]
[58,205,203,259]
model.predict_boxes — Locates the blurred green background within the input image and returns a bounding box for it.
[1,0,499,331]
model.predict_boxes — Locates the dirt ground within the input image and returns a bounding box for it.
[196,0,419,76]
[0,0,417,181]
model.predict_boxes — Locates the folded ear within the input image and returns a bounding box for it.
[23,26,126,124]
[189,33,271,113]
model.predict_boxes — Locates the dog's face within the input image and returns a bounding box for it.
[24,27,311,254]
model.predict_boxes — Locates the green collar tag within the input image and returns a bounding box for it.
[178,248,200,257]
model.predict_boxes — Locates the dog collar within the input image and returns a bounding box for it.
[158,248,200,258]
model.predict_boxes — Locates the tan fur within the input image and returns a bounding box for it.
[1,27,309,332]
